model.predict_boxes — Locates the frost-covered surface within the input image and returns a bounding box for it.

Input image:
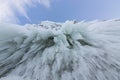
[0,20,120,80]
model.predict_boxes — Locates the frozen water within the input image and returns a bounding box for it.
[0,20,120,80]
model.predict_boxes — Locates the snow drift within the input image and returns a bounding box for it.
[0,20,120,80]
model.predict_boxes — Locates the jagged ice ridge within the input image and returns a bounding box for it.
[0,20,120,80]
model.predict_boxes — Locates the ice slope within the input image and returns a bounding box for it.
[0,20,120,80]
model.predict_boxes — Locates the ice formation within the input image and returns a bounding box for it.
[0,20,120,80]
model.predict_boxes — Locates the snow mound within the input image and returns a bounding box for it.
[0,20,120,80]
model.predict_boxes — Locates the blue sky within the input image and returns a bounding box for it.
[0,0,120,24]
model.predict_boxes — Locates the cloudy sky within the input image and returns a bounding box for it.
[0,0,120,24]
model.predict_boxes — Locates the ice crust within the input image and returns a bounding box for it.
[0,20,120,80]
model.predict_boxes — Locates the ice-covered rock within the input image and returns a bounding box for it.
[0,20,120,80]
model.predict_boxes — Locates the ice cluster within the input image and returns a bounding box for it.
[0,20,120,80]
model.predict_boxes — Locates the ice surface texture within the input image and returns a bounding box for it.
[0,20,120,80]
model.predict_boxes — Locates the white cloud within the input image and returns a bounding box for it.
[0,0,51,23]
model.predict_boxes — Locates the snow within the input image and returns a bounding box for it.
[0,20,120,80]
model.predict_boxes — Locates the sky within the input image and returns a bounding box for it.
[0,0,120,25]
